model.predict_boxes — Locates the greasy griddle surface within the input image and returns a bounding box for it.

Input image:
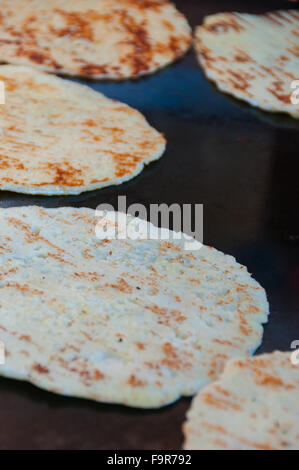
[0,0,298,450]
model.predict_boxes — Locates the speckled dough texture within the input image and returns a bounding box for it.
[184,351,299,450]
[0,0,192,79]
[0,65,166,195]
[0,207,269,408]
[195,10,299,118]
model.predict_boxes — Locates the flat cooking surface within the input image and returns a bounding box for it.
[0,0,298,450]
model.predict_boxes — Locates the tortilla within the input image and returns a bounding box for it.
[0,0,191,79]
[0,65,166,195]
[195,10,299,118]
[184,351,299,450]
[0,206,269,408]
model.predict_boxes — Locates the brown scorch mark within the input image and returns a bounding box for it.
[33,363,49,374]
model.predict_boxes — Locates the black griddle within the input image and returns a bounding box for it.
[0,0,298,450]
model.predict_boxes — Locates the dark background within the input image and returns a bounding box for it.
[0,0,298,450]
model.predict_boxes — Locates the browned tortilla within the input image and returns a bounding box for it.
[0,0,191,79]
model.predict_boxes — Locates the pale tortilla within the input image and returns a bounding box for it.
[0,207,269,408]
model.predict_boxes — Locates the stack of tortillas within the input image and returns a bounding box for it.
[184,351,299,450]
[0,65,166,195]
[195,10,299,118]
[0,206,269,408]
[0,0,191,79]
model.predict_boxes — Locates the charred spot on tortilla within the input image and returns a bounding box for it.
[0,0,191,79]
[0,206,269,408]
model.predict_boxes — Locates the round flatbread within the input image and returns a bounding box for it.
[195,10,299,118]
[0,0,191,79]
[0,207,269,408]
[184,351,299,450]
[0,65,166,195]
